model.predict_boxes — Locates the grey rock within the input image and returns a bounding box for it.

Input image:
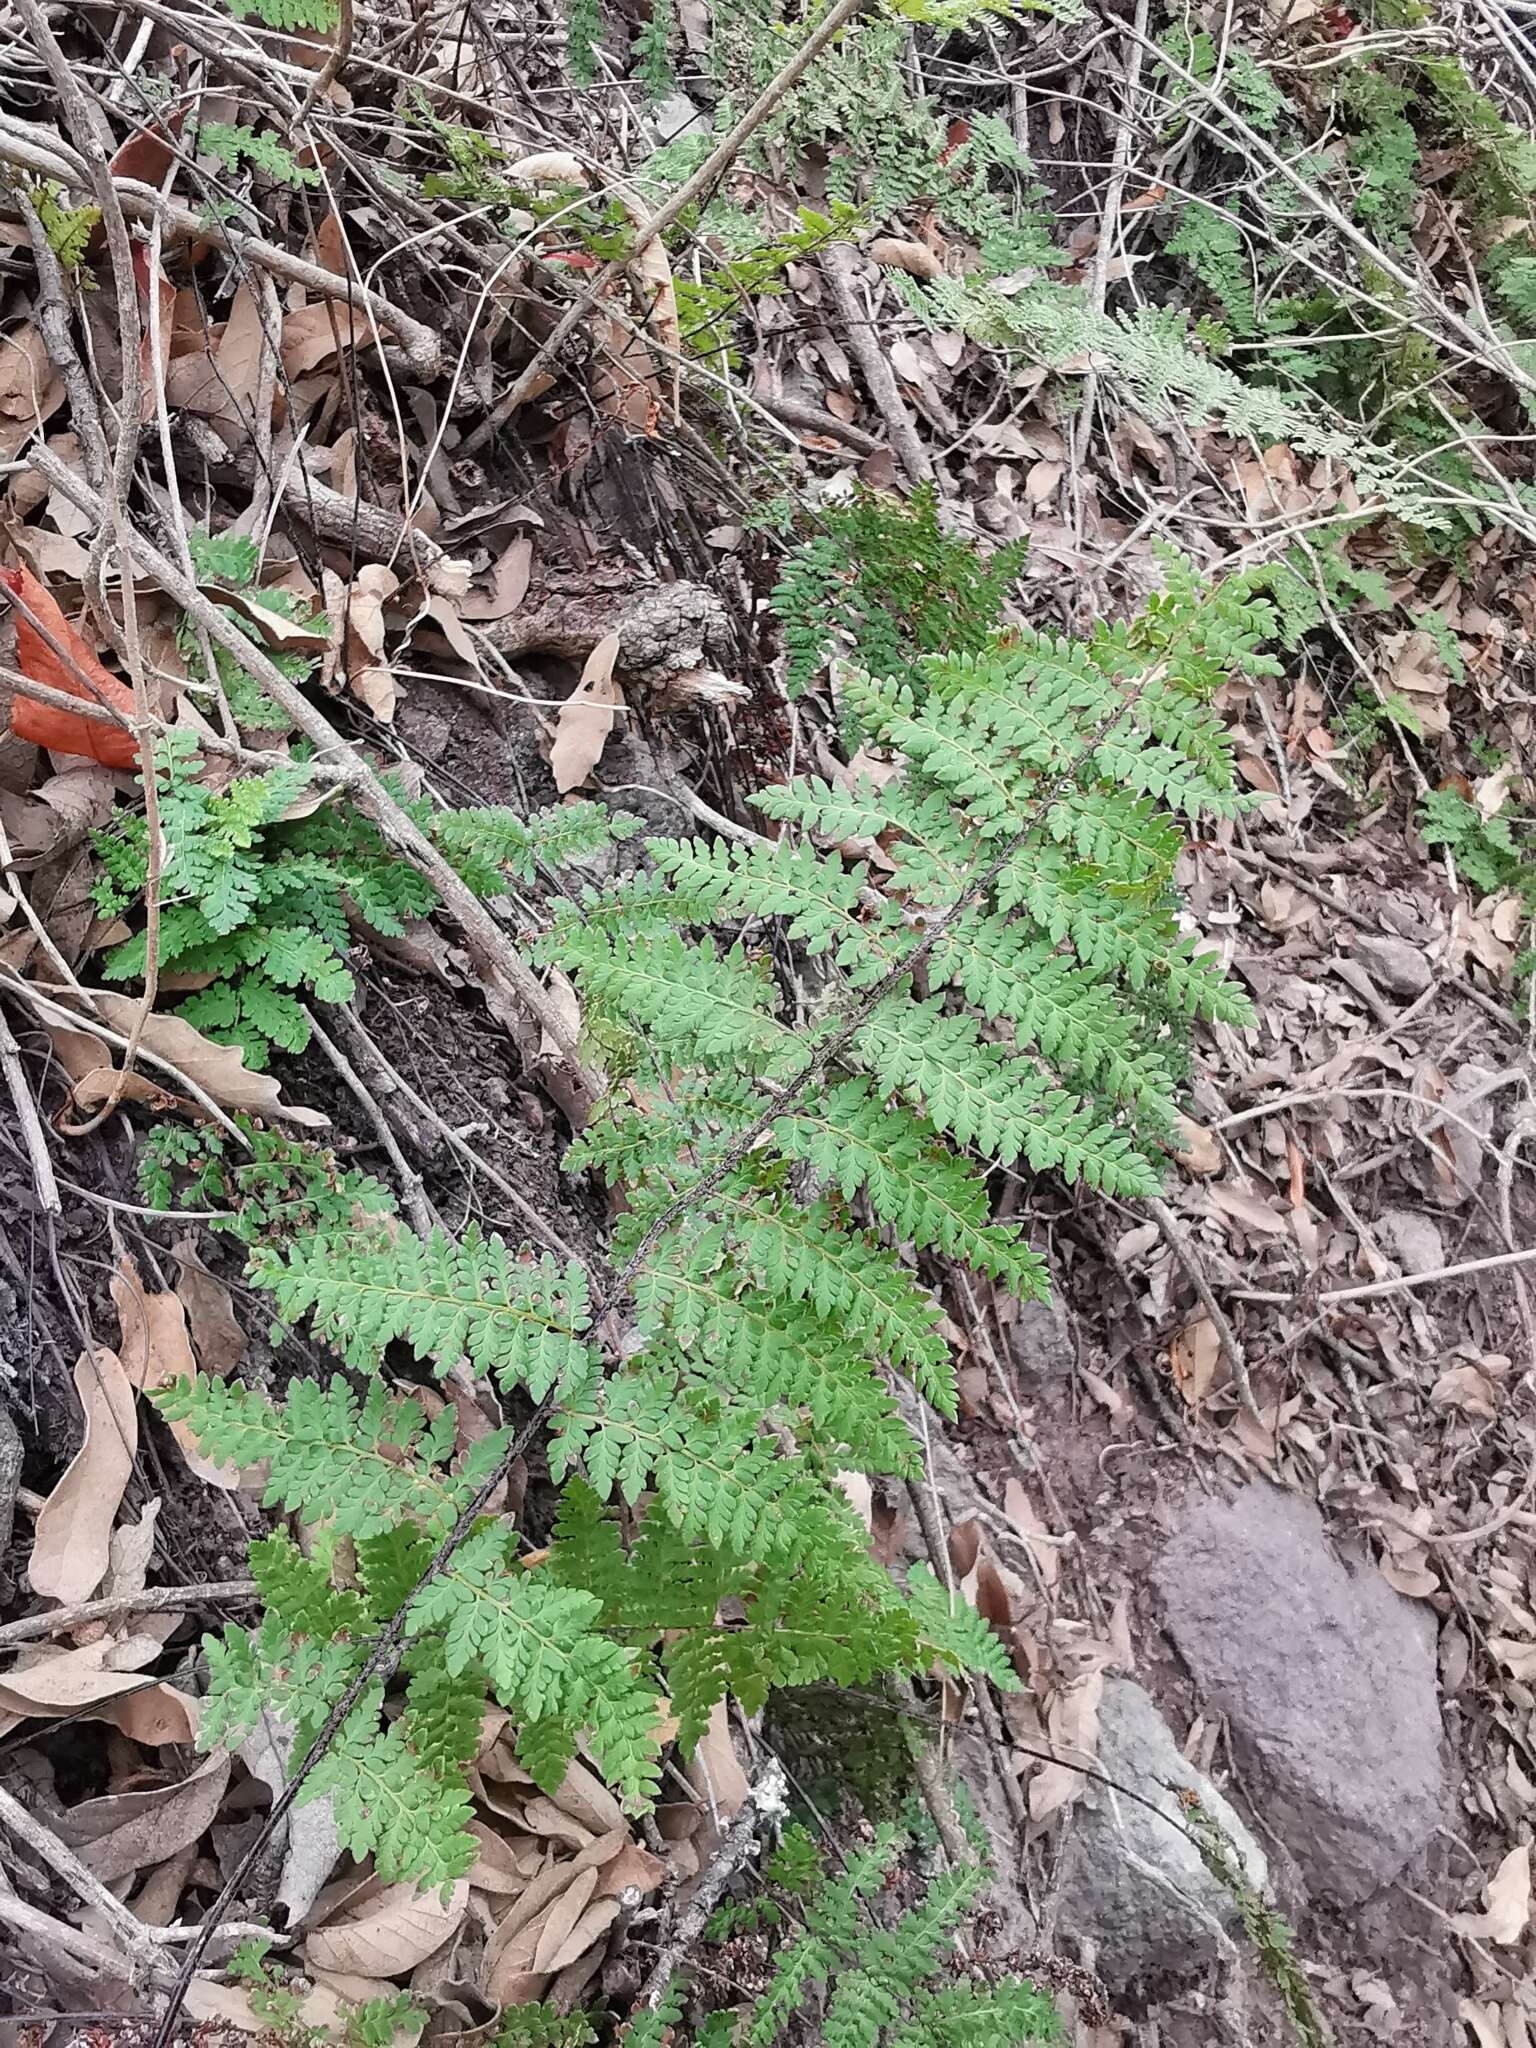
[1054,1680,1267,1993]
[1157,1483,1445,1905]
[1354,932,1433,997]
[1377,1207,1446,1276]
[1005,1296,1076,1383]
[648,91,710,144]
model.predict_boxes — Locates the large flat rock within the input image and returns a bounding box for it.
[1156,1483,1445,1905]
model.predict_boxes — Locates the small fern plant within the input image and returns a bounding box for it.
[669,1820,1059,2046]
[162,539,1263,1894]
[94,719,630,1068]
[773,485,1029,696]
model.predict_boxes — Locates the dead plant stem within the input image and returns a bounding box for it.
[0,1579,261,1650]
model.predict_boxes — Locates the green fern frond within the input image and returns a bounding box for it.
[251,1224,595,1396]
[157,1375,490,1539]
[227,0,339,28]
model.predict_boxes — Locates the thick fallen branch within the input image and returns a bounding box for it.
[30,451,595,1086]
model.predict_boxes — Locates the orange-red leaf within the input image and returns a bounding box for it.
[1,566,138,767]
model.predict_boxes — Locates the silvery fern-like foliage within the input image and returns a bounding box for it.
[897,273,1449,525]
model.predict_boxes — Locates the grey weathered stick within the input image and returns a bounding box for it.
[0,1577,259,1650]
[0,1781,171,1979]
[819,242,933,487]
[635,1759,788,2011]
[0,1005,59,1215]
[28,451,594,1085]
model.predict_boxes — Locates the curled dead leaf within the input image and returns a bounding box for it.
[112,1252,241,1487]
[1,565,138,767]
[58,1751,231,1882]
[172,1237,246,1378]
[868,236,942,279]
[460,536,532,622]
[28,1348,137,1604]
[1169,1315,1223,1408]
[550,634,623,793]
[0,325,65,458]
[1453,1846,1530,1944]
[61,992,328,1125]
[307,1878,469,1977]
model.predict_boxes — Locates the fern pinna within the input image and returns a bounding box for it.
[164,549,1263,1890]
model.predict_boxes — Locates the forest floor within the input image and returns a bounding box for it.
[1,0,1535,2043]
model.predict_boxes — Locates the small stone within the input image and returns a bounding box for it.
[1156,1484,1445,1905]
[1054,1679,1267,1993]
[648,92,710,144]
[1376,1208,1445,1276]
[1004,1296,1075,1383]
[1354,933,1433,998]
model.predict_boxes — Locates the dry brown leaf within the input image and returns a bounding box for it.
[1024,459,1064,509]
[58,1751,231,1882]
[187,1980,351,2036]
[460,535,532,622]
[1459,2001,1507,2048]
[465,1820,538,1895]
[542,1895,619,1975]
[209,585,332,656]
[307,1878,468,1977]
[112,1252,240,1487]
[593,1835,665,1899]
[684,1699,748,1823]
[94,1497,161,1621]
[868,237,942,279]
[546,1758,624,1837]
[560,1825,626,1875]
[103,1683,200,1747]
[1169,1315,1223,1407]
[1453,1846,1530,1944]
[416,592,482,672]
[48,1023,198,1120]
[1030,1667,1104,1821]
[172,1237,246,1377]
[331,564,401,722]
[531,1865,598,1973]
[280,300,377,379]
[551,634,623,793]
[0,325,65,458]
[0,1638,159,1717]
[1378,629,1451,737]
[484,1888,568,2000]
[521,1797,595,1851]
[130,1843,197,1928]
[28,1348,137,1604]
[1207,1180,1286,1237]
[67,992,328,1125]
[1172,1114,1222,1175]
[216,280,269,420]
[505,151,587,182]
[1002,1476,1061,1591]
